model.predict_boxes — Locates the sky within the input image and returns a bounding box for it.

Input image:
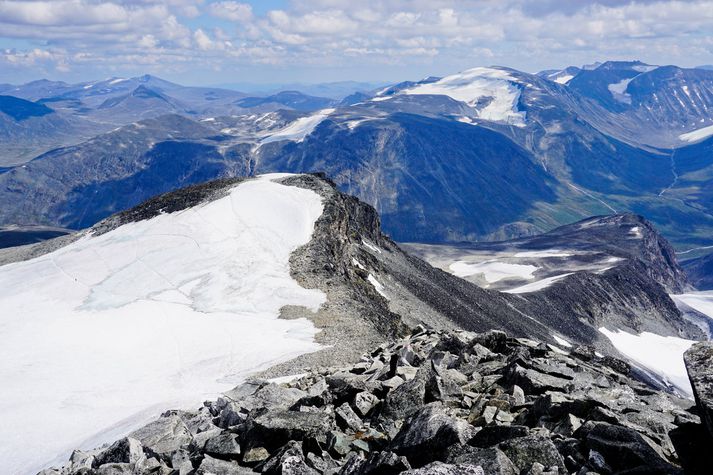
[1,0,713,86]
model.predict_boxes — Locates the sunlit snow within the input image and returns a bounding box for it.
[672,291,713,320]
[449,260,538,283]
[679,124,713,143]
[260,108,335,145]
[504,272,573,294]
[598,327,695,398]
[399,67,526,127]
[0,174,326,474]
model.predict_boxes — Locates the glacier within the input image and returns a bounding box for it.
[0,174,326,474]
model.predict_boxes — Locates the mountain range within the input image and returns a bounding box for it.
[3,62,713,262]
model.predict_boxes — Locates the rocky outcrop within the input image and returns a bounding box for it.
[684,342,713,440]
[44,327,704,475]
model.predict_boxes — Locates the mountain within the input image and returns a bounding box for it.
[547,61,713,147]
[0,173,705,473]
[682,252,713,290]
[0,224,70,248]
[235,91,335,112]
[0,95,106,167]
[4,64,713,253]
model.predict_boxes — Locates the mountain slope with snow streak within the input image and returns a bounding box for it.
[0,174,326,474]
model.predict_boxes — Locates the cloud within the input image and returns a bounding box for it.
[209,1,252,22]
[0,0,713,83]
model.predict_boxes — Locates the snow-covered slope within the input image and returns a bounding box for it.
[679,124,713,143]
[259,108,335,145]
[397,67,526,126]
[0,174,326,474]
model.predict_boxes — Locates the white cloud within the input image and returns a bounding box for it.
[209,1,252,22]
[1,1,713,82]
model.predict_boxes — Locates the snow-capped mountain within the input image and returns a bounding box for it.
[1,174,706,473]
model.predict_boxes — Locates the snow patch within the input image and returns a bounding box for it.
[0,174,326,474]
[504,273,573,294]
[367,274,388,299]
[399,67,526,127]
[598,327,695,398]
[513,250,572,258]
[679,124,713,143]
[629,226,642,238]
[450,260,538,283]
[260,108,335,145]
[552,334,573,348]
[351,258,365,270]
[608,77,634,104]
[554,75,574,84]
[362,239,382,254]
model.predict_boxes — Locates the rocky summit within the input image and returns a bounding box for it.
[42,326,713,475]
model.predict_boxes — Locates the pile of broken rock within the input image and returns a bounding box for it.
[42,328,713,475]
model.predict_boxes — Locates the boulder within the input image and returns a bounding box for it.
[498,435,567,474]
[684,341,713,440]
[355,451,411,474]
[390,402,476,467]
[404,461,487,474]
[93,437,144,466]
[582,422,682,474]
[129,414,193,456]
[204,433,241,460]
[248,410,335,450]
[446,445,518,475]
[197,454,252,474]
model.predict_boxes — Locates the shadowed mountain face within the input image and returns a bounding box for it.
[682,253,713,290]
[0,95,53,121]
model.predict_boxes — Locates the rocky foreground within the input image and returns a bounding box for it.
[43,328,713,475]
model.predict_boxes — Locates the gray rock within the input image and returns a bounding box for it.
[204,432,241,459]
[93,437,144,466]
[335,402,363,432]
[129,414,193,456]
[391,402,476,466]
[498,435,567,474]
[355,451,411,474]
[242,447,270,464]
[505,365,572,394]
[404,462,486,474]
[354,391,380,417]
[96,463,133,475]
[446,445,518,475]
[582,422,683,474]
[249,410,335,450]
[684,341,713,440]
[197,454,251,474]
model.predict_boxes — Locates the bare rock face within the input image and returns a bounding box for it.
[684,341,713,439]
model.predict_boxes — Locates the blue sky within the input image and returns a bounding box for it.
[1,0,712,86]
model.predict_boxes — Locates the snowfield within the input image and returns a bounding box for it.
[672,291,713,320]
[0,174,326,474]
[449,260,538,283]
[679,124,713,143]
[260,108,335,145]
[598,327,695,398]
[504,272,573,294]
[400,67,526,127]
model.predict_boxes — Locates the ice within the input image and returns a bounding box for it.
[598,327,695,398]
[399,67,526,126]
[450,260,538,283]
[504,272,573,294]
[0,174,326,474]
[260,108,335,145]
[679,124,713,143]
